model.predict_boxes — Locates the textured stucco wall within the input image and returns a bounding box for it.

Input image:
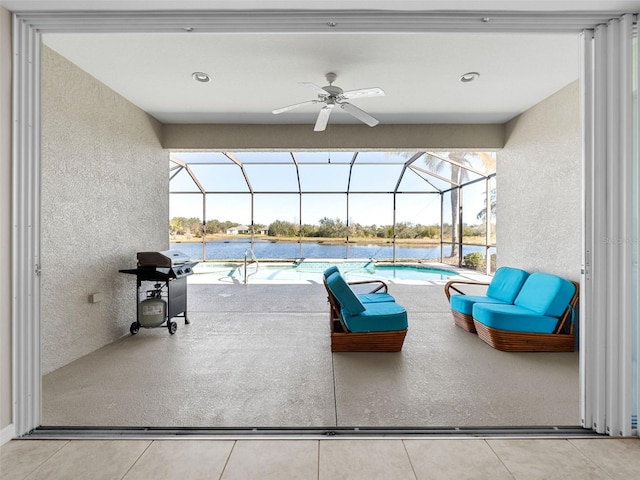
[1,6,13,434]
[163,123,505,150]
[41,47,168,375]
[499,81,581,281]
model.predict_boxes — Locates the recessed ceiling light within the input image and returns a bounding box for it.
[192,72,211,83]
[460,72,480,83]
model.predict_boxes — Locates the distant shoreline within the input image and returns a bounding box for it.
[169,234,492,246]
[170,234,440,246]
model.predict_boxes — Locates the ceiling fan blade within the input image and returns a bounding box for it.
[340,87,385,100]
[339,102,379,127]
[314,106,333,132]
[272,100,318,115]
[299,82,329,96]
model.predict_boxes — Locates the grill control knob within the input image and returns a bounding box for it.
[176,269,183,275]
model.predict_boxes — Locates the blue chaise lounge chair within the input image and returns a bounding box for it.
[472,272,579,352]
[444,266,529,333]
[323,268,408,352]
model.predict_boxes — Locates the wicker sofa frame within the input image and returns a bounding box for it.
[444,279,490,333]
[473,281,580,352]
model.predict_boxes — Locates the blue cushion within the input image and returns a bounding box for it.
[485,267,530,303]
[341,301,408,333]
[450,294,509,316]
[358,292,395,304]
[323,265,340,279]
[514,273,576,317]
[473,303,560,334]
[448,266,528,315]
[326,271,366,315]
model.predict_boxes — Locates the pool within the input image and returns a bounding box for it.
[191,260,464,284]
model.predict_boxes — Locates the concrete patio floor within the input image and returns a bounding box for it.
[42,278,580,428]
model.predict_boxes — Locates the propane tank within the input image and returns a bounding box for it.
[139,285,166,327]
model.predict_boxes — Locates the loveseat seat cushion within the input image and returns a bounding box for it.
[358,292,395,304]
[341,301,408,333]
[472,303,560,334]
[450,294,508,316]
[485,266,530,303]
[325,271,366,315]
[513,273,576,317]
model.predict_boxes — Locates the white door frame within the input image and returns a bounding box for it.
[11,9,639,437]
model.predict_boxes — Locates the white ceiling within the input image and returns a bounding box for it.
[12,1,640,126]
[43,31,580,125]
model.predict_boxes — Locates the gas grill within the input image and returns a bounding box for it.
[120,250,198,335]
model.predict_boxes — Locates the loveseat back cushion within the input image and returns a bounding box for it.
[326,271,366,315]
[341,301,408,333]
[450,294,509,316]
[485,266,530,303]
[514,272,576,317]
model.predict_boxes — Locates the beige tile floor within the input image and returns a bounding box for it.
[2,437,639,480]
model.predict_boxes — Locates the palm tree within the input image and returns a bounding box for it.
[421,152,495,257]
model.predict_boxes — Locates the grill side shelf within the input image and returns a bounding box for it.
[119,267,174,281]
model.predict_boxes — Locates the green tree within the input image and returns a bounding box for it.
[300,224,319,237]
[317,217,346,238]
[170,217,202,237]
[268,220,296,237]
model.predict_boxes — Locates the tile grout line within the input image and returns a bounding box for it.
[484,439,518,480]
[400,439,420,480]
[19,439,71,480]
[217,439,237,480]
[316,439,321,480]
[564,439,616,480]
[118,439,154,480]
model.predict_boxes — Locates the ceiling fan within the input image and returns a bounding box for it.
[272,72,385,132]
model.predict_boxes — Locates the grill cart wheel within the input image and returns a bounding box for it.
[130,322,140,335]
[168,321,177,335]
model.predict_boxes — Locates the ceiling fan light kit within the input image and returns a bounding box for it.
[272,72,385,131]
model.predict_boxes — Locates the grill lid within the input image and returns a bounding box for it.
[137,250,191,268]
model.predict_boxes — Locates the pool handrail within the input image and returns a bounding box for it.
[243,248,259,284]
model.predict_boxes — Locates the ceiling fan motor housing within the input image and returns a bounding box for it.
[321,85,343,98]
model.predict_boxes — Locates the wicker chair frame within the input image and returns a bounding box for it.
[323,275,407,352]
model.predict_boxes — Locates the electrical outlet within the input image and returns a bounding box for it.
[89,292,103,303]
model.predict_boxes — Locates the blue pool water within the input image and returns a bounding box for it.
[192,260,460,284]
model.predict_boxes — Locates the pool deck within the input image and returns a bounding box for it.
[190,260,488,285]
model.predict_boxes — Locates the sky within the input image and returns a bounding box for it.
[169,151,495,227]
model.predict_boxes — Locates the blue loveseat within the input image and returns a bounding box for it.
[445,268,579,352]
[472,272,578,352]
[323,267,408,352]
